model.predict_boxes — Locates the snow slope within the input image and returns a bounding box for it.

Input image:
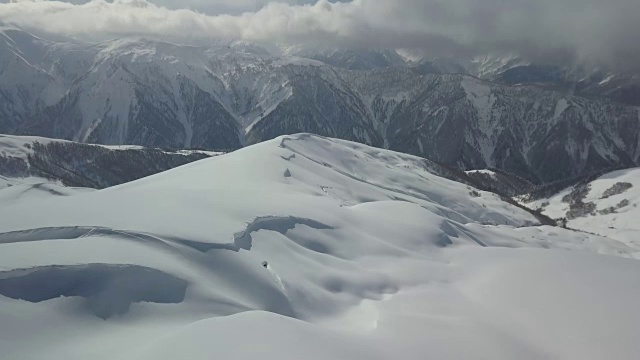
[0,134,638,360]
[530,168,640,248]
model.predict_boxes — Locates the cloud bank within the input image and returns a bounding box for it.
[1,0,639,70]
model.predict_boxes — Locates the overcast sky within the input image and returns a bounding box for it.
[1,0,639,70]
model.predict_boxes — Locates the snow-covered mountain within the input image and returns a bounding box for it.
[2,26,640,183]
[0,134,638,360]
[0,134,219,189]
[525,167,640,249]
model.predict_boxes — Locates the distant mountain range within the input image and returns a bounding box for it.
[1,25,639,183]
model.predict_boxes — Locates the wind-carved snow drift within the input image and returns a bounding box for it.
[0,134,639,360]
[232,216,333,251]
[0,264,187,319]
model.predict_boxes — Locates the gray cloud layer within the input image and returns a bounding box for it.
[2,0,639,70]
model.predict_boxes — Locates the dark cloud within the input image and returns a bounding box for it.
[1,0,639,70]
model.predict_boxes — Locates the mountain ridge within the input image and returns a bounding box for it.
[2,26,639,183]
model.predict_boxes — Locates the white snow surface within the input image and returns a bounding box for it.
[0,134,639,360]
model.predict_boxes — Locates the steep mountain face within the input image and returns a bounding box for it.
[244,64,383,146]
[1,26,639,184]
[345,69,640,183]
[0,28,60,132]
[0,134,218,189]
[14,38,243,149]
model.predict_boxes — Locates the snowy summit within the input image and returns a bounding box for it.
[0,134,639,360]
